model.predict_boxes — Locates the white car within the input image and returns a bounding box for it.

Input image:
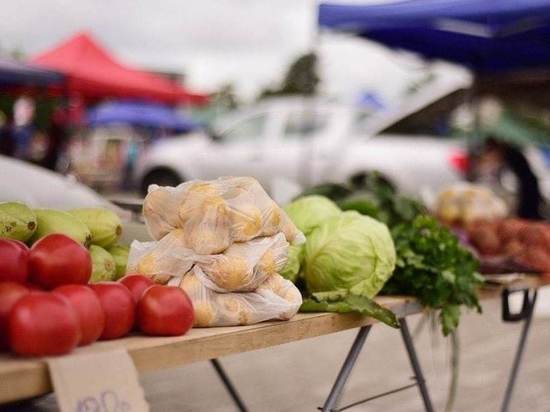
[135,98,465,198]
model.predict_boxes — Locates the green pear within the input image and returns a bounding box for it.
[89,245,117,282]
[31,209,91,246]
[0,201,37,242]
[70,208,122,248]
[107,243,129,280]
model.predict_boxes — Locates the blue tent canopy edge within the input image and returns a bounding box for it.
[318,0,550,73]
[0,58,64,87]
[86,100,200,133]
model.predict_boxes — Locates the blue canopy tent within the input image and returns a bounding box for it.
[0,58,64,87]
[86,101,200,133]
[318,0,550,73]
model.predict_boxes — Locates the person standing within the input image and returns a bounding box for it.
[12,97,36,161]
[479,137,542,219]
[0,112,15,156]
[43,108,69,171]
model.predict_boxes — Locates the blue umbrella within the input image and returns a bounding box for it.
[0,58,64,86]
[319,0,550,73]
[87,101,200,132]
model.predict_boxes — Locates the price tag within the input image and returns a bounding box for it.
[47,349,149,412]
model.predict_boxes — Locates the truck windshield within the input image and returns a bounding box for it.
[219,114,267,143]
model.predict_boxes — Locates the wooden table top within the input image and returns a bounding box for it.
[1,275,548,405]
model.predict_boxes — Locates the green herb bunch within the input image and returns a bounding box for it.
[382,215,484,335]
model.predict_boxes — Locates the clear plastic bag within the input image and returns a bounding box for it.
[435,183,508,225]
[143,177,304,254]
[175,269,302,327]
[195,232,289,292]
[142,185,186,240]
[126,230,195,277]
[128,233,290,293]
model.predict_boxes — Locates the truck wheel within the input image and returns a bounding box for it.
[141,168,183,195]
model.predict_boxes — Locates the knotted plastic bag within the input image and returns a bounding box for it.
[126,229,194,278]
[435,183,508,225]
[143,177,304,254]
[173,269,302,327]
[128,233,290,293]
[194,232,289,292]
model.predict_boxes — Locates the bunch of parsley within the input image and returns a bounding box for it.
[382,215,484,336]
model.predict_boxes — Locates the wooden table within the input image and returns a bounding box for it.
[0,275,547,410]
[0,296,420,405]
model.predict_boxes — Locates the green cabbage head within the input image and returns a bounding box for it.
[304,211,396,298]
[285,195,341,235]
[280,244,303,283]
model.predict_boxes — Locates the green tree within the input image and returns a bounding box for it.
[259,52,320,99]
[9,47,25,61]
[213,83,239,110]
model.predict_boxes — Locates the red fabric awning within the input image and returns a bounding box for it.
[31,32,208,106]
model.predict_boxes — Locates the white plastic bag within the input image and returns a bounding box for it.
[195,232,289,292]
[128,232,290,293]
[435,183,508,225]
[126,230,194,277]
[143,177,304,254]
[141,185,185,240]
[177,269,302,327]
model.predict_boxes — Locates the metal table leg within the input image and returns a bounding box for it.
[399,318,434,412]
[501,290,538,412]
[321,326,372,412]
[210,359,249,412]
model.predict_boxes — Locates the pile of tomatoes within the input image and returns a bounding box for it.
[0,234,194,357]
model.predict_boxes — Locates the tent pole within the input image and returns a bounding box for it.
[467,77,480,140]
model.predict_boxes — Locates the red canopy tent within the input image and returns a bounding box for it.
[31,32,208,106]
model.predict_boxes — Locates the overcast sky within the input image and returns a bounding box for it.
[0,0,465,101]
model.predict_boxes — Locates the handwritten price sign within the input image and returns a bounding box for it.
[47,349,149,412]
[75,390,131,412]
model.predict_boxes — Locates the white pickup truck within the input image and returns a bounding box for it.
[135,97,466,197]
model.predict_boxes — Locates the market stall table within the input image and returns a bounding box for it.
[0,276,547,411]
[0,296,420,405]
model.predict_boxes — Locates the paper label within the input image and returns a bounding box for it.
[47,349,149,412]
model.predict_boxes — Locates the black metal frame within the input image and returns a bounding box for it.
[209,319,433,412]
[210,288,540,412]
[320,318,434,412]
[210,359,248,412]
[321,325,372,411]
[400,318,435,412]
[500,288,538,412]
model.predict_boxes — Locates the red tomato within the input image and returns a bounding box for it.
[22,282,44,292]
[9,292,80,356]
[119,274,155,303]
[53,285,105,346]
[0,239,29,283]
[0,282,30,350]
[29,234,92,290]
[137,286,194,336]
[10,239,30,253]
[89,282,135,340]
